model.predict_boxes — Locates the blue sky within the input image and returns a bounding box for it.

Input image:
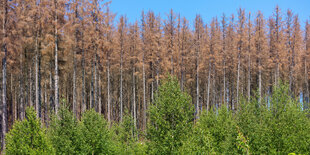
[110,0,310,27]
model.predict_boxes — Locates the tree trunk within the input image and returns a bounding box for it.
[142,49,146,130]
[120,45,123,122]
[73,46,77,116]
[196,49,199,118]
[90,61,94,108]
[107,52,111,124]
[236,53,241,110]
[35,30,41,118]
[305,58,309,104]
[29,66,33,107]
[82,38,86,113]
[98,71,101,114]
[72,37,77,117]
[54,0,59,115]
[2,31,7,153]
[259,58,262,104]
[207,61,211,111]
[132,65,137,134]
[2,0,8,150]
[94,55,98,110]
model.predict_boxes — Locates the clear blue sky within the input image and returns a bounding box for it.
[110,0,310,27]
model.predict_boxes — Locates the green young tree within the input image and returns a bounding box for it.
[237,83,310,154]
[5,107,54,154]
[146,76,194,154]
[185,106,239,154]
[49,106,87,154]
[112,110,146,154]
[80,109,116,154]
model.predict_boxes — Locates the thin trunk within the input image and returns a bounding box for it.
[73,46,77,116]
[196,50,199,117]
[90,61,94,108]
[305,58,309,103]
[14,85,17,121]
[132,66,136,134]
[120,45,123,122]
[35,30,40,118]
[247,54,251,101]
[107,53,111,124]
[29,66,32,107]
[19,54,24,120]
[54,0,59,115]
[98,71,101,114]
[259,58,262,103]
[142,49,146,130]
[223,60,226,104]
[94,55,98,110]
[180,49,184,91]
[82,37,86,113]
[207,61,211,111]
[49,67,54,113]
[2,0,8,150]
[236,53,241,110]
[247,15,251,101]
[44,83,48,127]
[72,0,78,118]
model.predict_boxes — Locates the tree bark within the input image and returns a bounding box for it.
[107,51,111,124]
[207,61,211,111]
[54,0,59,115]
[82,36,86,113]
[120,39,123,122]
[142,48,146,130]
[2,0,8,150]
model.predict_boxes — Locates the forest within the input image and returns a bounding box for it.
[0,0,310,154]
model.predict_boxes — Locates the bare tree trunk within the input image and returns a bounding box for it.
[29,66,33,107]
[132,66,137,133]
[142,49,146,130]
[120,45,123,122]
[90,61,94,108]
[94,55,98,110]
[82,38,86,113]
[54,0,59,115]
[35,30,41,118]
[19,54,24,120]
[180,48,184,91]
[1,33,7,153]
[11,74,16,122]
[72,0,78,118]
[107,53,111,124]
[259,58,262,104]
[98,71,101,114]
[196,49,199,118]
[305,58,309,104]
[207,61,211,112]
[2,0,8,150]
[14,85,17,121]
[223,59,226,104]
[73,45,77,116]
[44,83,48,127]
[236,53,241,110]
[247,54,251,101]
[247,15,251,101]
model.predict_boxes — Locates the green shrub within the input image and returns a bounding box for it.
[112,111,146,154]
[237,83,310,154]
[49,106,87,154]
[146,76,194,154]
[80,109,117,154]
[5,107,55,155]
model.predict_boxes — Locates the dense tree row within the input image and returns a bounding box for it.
[4,77,310,154]
[0,0,310,150]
